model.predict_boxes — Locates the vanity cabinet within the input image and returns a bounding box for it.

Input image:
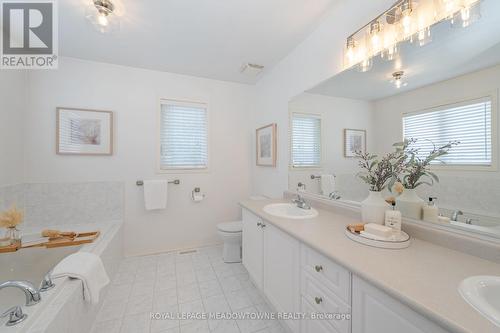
[263,223,300,333]
[351,275,450,333]
[242,208,300,333]
[242,209,264,289]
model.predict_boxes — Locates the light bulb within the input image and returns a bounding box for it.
[371,34,381,50]
[358,57,373,73]
[98,13,109,27]
[369,20,382,53]
[402,14,412,36]
[345,37,356,67]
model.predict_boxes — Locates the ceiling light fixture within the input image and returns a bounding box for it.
[343,0,482,71]
[391,71,408,88]
[86,0,120,33]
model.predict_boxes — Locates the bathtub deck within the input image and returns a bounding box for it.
[90,245,285,333]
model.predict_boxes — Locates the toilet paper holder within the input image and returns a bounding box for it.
[192,187,205,202]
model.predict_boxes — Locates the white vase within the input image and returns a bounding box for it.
[361,191,390,225]
[396,188,424,220]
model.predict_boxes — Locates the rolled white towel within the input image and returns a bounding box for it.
[52,252,110,304]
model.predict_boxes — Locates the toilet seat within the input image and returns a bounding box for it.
[217,221,242,233]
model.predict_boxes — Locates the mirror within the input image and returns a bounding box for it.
[288,0,500,237]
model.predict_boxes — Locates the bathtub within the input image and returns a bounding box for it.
[0,221,123,333]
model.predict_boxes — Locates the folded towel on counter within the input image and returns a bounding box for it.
[52,252,110,304]
[144,180,168,210]
[320,174,336,196]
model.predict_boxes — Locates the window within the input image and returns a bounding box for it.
[159,100,208,170]
[291,113,321,167]
[403,97,493,167]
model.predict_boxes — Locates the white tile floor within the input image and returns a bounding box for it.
[91,245,286,333]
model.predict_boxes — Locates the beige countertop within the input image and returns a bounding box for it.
[239,198,500,333]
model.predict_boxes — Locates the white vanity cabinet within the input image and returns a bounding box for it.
[242,208,264,289]
[351,276,450,333]
[242,208,300,333]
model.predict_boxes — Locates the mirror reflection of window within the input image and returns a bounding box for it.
[291,113,322,168]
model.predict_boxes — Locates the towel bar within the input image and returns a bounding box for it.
[136,180,180,186]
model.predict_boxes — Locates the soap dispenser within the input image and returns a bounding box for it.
[385,202,402,231]
[422,197,439,223]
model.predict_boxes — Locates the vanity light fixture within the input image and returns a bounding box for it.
[86,0,120,33]
[343,0,482,71]
[391,71,408,89]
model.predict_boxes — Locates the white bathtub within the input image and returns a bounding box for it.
[0,221,123,333]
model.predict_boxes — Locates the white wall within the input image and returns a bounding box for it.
[0,71,26,186]
[251,0,395,198]
[24,57,255,256]
[288,93,373,196]
[373,64,500,216]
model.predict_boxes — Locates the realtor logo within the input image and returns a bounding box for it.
[1,0,58,69]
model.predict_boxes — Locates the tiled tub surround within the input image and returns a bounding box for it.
[240,198,500,333]
[91,245,286,333]
[0,182,124,228]
[0,221,123,333]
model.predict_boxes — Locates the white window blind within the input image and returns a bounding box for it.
[160,100,208,170]
[291,114,321,167]
[403,98,492,166]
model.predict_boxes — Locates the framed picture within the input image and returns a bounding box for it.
[56,107,113,155]
[256,123,277,167]
[344,128,366,158]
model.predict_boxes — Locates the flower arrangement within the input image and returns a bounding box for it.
[0,206,23,229]
[355,150,406,192]
[393,138,459,190]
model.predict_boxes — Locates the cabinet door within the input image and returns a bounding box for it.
[263,223,300,333]
[301,297,340,333]
[352,276,450,333]
[242,208,264,289]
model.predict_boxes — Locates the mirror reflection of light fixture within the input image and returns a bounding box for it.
[86,0,120,33]
[369,20,383,53]
[391,70,408,88]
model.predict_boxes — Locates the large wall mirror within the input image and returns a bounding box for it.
[288,0,500,238]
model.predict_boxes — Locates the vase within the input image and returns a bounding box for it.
[396,188,424,220]
[361,191,390,225]
[4,227,21,246]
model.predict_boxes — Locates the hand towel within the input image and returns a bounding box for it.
[320,174,336,196]
[51,252,110,304]
[144,180,168,210]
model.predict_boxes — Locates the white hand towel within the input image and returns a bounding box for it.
[51,252,110,304]
[320,174,336,196]
[144,180,168,210]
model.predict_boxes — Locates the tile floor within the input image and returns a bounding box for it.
[90,245,286,333]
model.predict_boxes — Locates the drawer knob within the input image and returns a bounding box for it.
[261,224,266,228]
[314,265,323,272]
[314,297,323,304]
[257,222,262,227]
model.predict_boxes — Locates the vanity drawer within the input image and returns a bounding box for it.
[301,271,351,333]
[301,245,351,303]
[301,297,342,333]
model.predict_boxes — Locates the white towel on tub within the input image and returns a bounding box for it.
[320,174,336,196]
[51,252,110,304]
[144,180,168,210]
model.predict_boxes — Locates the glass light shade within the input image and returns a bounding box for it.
[451,1,481,28]
[85,2,120,33]
[357,57,373,72]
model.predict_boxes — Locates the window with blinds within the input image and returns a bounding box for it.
[291,113,322,167]
[403,97,493,166]
[159,100,208,170]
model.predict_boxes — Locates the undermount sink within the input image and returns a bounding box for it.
[459,275,500,327]
[263,203,318,219]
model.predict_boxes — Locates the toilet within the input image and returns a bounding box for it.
[217,221,243,263]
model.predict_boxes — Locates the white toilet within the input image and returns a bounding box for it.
[217,221,243,263]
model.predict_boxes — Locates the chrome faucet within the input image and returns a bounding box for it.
[329,191,341,200]
[0,281,41,306]
[451,210,463,222]
[39,270,55,292]
[292,194,311,210]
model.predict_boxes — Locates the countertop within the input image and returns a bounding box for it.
[239,199,500,333]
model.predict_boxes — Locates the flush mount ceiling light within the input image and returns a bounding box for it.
[86,0,120,33]
[391,70,408,88]
[344,0,482,72]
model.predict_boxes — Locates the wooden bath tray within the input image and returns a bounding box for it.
[0,231,100,253]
